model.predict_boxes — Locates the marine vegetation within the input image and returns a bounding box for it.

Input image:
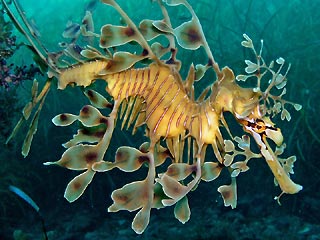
[0,3,39,90]
[3,0,302,234]
[0,2,41,226]
[0,1,39,129]
[9,185,48,240]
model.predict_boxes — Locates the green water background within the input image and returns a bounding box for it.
[1,0,319,238]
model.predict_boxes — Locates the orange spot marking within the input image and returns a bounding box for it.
[60,114,68,122]
[85,152,97,164]
[124,27,135,37]
[72,181,81,191]
[138,155,149,164]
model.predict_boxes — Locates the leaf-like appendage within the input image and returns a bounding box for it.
[64,169,95,202]
[241,34,253,48]
[52,113,78,126]
[84,89,112,109]
[201,162,222,182]
[99,52,146,74]
[100,24,138,48]
[152,20,173,35]
[165,163,194,181]
[174,196,190,224]
[217,178,237,209]
[174,19,203,50]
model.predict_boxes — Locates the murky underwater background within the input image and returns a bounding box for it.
[1,0,320,239]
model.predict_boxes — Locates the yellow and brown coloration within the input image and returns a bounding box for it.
[3,0,302,234]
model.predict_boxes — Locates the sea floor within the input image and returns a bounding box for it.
[3,195,320,240]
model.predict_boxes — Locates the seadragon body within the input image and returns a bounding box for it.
[3,0,302,234]
[60,61,221,143]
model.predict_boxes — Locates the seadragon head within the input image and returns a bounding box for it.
[209,35,302,198]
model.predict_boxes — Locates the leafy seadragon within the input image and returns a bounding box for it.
[3,0,302,234]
